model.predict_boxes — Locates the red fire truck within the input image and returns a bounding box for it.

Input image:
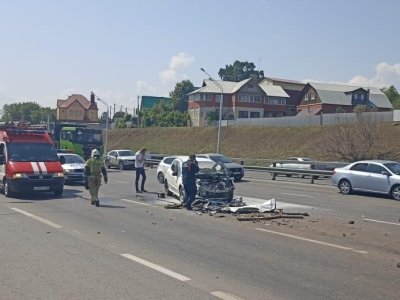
[0,122,64,197]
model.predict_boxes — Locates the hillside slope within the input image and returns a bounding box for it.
[107,124,400,161]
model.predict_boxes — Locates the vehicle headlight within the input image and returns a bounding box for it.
[12,173,28,179]
[54,172,65,177]
[63,169,71,173]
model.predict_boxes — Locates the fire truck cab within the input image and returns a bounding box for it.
[0,123,64,197]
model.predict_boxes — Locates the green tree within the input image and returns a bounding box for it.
[169,80,195,112]
[1,102,56,123]
[381,85,400,109]
[218,60,264,82]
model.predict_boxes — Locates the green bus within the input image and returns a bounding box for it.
[59,126,103,159]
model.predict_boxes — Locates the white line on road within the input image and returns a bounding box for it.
[282,192,314,198]
[121,199,154,206]
[114,180,130,184]
[255,228,367,254]
[10,207,62,229]
[363,218,400,226]
[211,291,244,300]
[121,253,191,282]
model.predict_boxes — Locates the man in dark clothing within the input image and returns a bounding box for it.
[182,154,199,210]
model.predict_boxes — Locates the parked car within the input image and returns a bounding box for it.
[331,160,400,200]
[163,156,235,202]
[196,153,244,181]
[105,149,136,170]
[156,156,177,183]
[57,153,86,184]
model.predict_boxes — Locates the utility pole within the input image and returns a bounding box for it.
[113,103,116,118]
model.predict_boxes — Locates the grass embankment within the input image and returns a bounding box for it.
[108,124,400,163]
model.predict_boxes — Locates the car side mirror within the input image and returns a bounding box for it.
[59,156,66,164]
[172,171,178,176]
[382,170,391,176]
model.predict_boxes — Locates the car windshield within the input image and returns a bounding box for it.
[384,163,400,175]
[118,150,134,156]
[209,155,232,164]
[61,155,85,164]
[8,142,59,162]
[76,130,102,144]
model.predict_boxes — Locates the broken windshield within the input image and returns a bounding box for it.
[8,142,59,162]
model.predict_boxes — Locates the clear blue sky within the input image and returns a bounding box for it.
[0,0,399,112]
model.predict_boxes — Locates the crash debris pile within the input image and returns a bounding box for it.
[164,197,309,221]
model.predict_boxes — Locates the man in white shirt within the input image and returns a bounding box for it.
[135,148,147,193]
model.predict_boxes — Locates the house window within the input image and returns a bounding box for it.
[361,94,365,100]
[238,111,248,118]
[311,92,315,100]
[216,94,222,103]
[205,94,211,101]
[305,93,309,101]
[250,112,260,118]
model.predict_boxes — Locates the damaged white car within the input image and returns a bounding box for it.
[163,156,235,202]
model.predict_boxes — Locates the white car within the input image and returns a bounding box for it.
[163,156,235,202]
[105,149,136,170]
[57,153,86,184]
[156,156,177,183]
[271,157,315,178]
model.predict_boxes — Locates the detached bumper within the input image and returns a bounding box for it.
[7,177,64,194]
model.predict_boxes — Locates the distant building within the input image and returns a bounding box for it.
[297,82,393,115]
[188,78,290,126]
[57,93,99,122]
[138,96,171,112]
[259,77,305,116]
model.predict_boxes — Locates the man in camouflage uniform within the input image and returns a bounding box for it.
[85,149,108,207]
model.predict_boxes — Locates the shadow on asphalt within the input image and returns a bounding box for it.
[98,204,126,208]
[336,190,398,202]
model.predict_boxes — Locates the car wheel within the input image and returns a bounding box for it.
[54,187,63,197]
[157,172,165,183]
[179,186,185,203]
[164,180,173,196]
[119,161,125,170]
[339,179,352,195]
[4,179,12,197]
[390,185,400,201]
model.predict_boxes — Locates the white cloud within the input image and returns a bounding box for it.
[302,62,400,89]
[347,62,400,88]
[169,52,195,71]
[159,52,194,85]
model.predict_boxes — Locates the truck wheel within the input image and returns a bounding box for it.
[54,187,63,197]
[4,180,12,197]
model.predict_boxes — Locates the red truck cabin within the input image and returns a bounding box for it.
[0,125,64,197]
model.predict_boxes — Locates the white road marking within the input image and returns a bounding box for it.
[108,244,118,249]
[121,199,153,206]
[10,207,62,229]
[211,291,244,300]
[255,228,367,254]
[121,253,191,282]
[282,192,314,198]
[363,218,400,226]
[114,180,130,184]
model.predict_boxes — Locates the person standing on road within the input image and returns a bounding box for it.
[182,154,199,210]
[135,148,147,193]
[85,149,108,207]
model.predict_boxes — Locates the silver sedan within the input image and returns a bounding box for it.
[331,160,400,200]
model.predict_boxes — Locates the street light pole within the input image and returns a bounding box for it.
[200,68,223,154]
[92,92,109,154]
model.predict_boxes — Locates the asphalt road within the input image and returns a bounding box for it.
[0,168,399,300]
